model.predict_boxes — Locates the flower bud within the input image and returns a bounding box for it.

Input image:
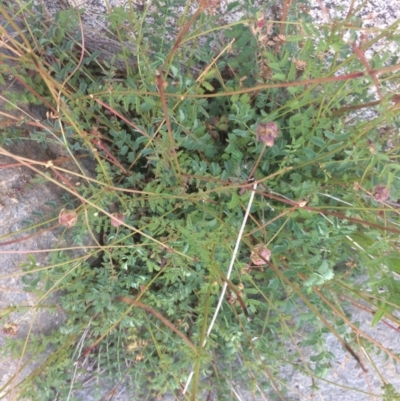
[111,213,125,227]
[250,244,271,265]
[256,121,279,147]
[59,208,78,228]
[374,185,390,202]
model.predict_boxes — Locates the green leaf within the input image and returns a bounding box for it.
[304,261,334,287]
[371,305,387,327]
[271,73,287,81]
[140,97,157,111]
[202,81,214,91]
[383,257,400,274]
[311,137,326,147]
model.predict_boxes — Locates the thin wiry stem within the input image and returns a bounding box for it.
[67,317,93,401]
[182,183,257,395]
[205,183,257,339]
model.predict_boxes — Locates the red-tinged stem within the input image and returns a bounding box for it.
[92,97,151,139]
[272,268,367,372]
[50,167,82,200]
[60,10,85,89]
[161,0,210,72]
[351,42,382,100]
[225,184,400,236]
[82,297,199,359]
[85,63,400,101]
[274,0,291,56]
[92,137,129,175]
[0,223,60,247]
[156,71,181,178]
[333,94,400,116]
[116,297,198,354]
[12,74,55,111]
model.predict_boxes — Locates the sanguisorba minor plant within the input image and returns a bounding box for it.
[1,0,400,399]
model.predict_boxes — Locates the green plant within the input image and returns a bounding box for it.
[1,0,400,400]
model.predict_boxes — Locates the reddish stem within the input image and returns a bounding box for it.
[274,0,291,56]
[351,42,383,100]
[161,0,210,72]
[0,223,60,247]
[93,97,151,139]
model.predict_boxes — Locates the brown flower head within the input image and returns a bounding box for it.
[111,213,125,227]
[374,185,390,202]
[256,121,279,147]
[250,244,271,266]
[2,322,18,337]
[59,208,78,228]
